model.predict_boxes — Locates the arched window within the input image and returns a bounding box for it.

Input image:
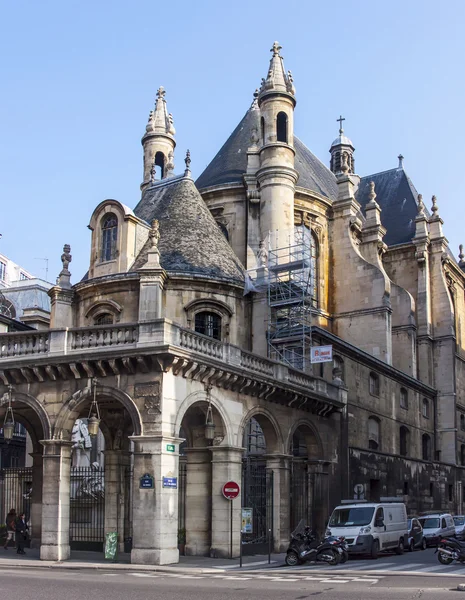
[94,313,114,326]
[461,444,465,466]
[260,117,265,145]
[154,151,165,180]
[194,311,221,340]
[276,112,288,143]
[0,295,16,319]
[400,426,410,457]
[422,434,431,461]
[369,372,379,396]
[368,417,380,451]
[461,414,465,431]
[294,225,319,308]
[422,398,430,419]
[101,214,118,262]
[400,388,408,410]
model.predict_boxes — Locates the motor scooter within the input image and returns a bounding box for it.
[436,536,465,565]
[285,520,343,567]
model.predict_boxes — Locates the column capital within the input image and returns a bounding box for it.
[209,445,244,463]
[40,439,74,456]
[129,434,184,454]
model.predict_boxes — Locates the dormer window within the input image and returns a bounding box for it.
[101,214,118,262]
[195,311,221,340]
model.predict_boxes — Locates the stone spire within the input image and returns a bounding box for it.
[184,149,191,177]
[141,87,177,192]
[258,41,295,100]
[330,115,355,175]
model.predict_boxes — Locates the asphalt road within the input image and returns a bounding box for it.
[1,567,465,600]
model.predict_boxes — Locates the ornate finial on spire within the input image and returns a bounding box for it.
[431,195,439,215]
[149,219,160,250]
[184,149,191,177]
[417,194,425,216]
[251,88,259,109]
[156,86,166,100]
[459,244,464,263]
[368,181,377,203]
[61,244,72,272]
[57,244,72,288]
[337,115,345,134]
[398,154,404,168]
[271,41,282,56]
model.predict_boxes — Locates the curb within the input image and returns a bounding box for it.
[0,560,226,574]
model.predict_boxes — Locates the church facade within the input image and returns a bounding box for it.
[0,42,464,564]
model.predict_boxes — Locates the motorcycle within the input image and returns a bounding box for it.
[436,536,465,565]
[285,520,345,567]
[326,535,349,564]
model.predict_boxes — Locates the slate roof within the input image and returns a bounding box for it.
[356,167,420,246]
[195,107,338,200]
[133,176,245,284]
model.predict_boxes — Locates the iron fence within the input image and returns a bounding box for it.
[241,459,273,554]
[69,466,105,551]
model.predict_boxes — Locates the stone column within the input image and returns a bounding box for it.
[103,450,122,542]
[265,454,291,552]
[130,435,180,565]
[40,440,73,561]
[209,446,243,558]
[29,452,43,549]
[184,448,211,556]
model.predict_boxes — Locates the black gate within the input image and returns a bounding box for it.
[241,459,273,555]
[0,467,32,534]
[290,460,309,530]
[69,466,105,551]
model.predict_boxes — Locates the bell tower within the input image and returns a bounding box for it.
[257,42,298,249]
[329,115,355,175]
[141,86,176,192]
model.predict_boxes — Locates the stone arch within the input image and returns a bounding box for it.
[239,406,284,455]
[53,384,142,440]
[0,391,52,441]
[174,389,233,446]
[286,418,323,460]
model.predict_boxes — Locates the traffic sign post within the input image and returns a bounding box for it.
[222,481,240,559]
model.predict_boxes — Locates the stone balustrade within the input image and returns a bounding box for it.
[0,320,342,405]
[0,331,50,358]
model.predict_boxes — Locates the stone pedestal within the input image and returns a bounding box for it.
[209,446,243,558]
[130,435,180,565]
[266,454,291,552]
[29,452,43,549]
[40,440,73,561]
[184,448,211,556]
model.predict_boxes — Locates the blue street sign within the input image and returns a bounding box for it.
[162,477,177,489]
[140,473,154,489]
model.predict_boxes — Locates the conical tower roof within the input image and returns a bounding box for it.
[133,177,244,284]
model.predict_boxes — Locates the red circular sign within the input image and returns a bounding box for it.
[222,481,240,500]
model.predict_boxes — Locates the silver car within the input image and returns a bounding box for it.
[454,516,465,538]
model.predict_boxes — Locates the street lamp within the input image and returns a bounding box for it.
[87,378,101,437]
[204,386,215,441]
[2,385,15,441]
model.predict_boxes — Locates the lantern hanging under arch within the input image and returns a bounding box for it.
[2,385,15,441]
[87,378,101,437]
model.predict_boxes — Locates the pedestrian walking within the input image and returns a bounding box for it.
[15,513,28,555]
[3,508,16,550]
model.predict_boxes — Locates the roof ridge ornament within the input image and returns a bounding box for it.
[184,149,191,177]
[368,181,377,203]
[250,88,259,109]
[431,195,439,216]
[459,244,465,264]
[398,154,404,169]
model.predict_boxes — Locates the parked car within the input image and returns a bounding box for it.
[418,513,455,547]
[454,516,465,538]
[407,517,427,551]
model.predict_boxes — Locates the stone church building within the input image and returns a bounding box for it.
[1,42,464,564]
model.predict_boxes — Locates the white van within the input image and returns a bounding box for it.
[326,499,408,558]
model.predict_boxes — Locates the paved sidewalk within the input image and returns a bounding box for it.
[0,547,286,573]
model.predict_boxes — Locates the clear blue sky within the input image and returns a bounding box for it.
[1,0,464,281]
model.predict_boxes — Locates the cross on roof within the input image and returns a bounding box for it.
[337,115,345,134]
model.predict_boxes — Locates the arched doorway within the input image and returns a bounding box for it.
[178,395,230,557]
[0,390,51,550]
[241,413,278,554]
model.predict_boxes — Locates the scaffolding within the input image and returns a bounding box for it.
[267,227,314,373]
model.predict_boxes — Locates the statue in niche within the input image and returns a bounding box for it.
[71,419,92,467]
